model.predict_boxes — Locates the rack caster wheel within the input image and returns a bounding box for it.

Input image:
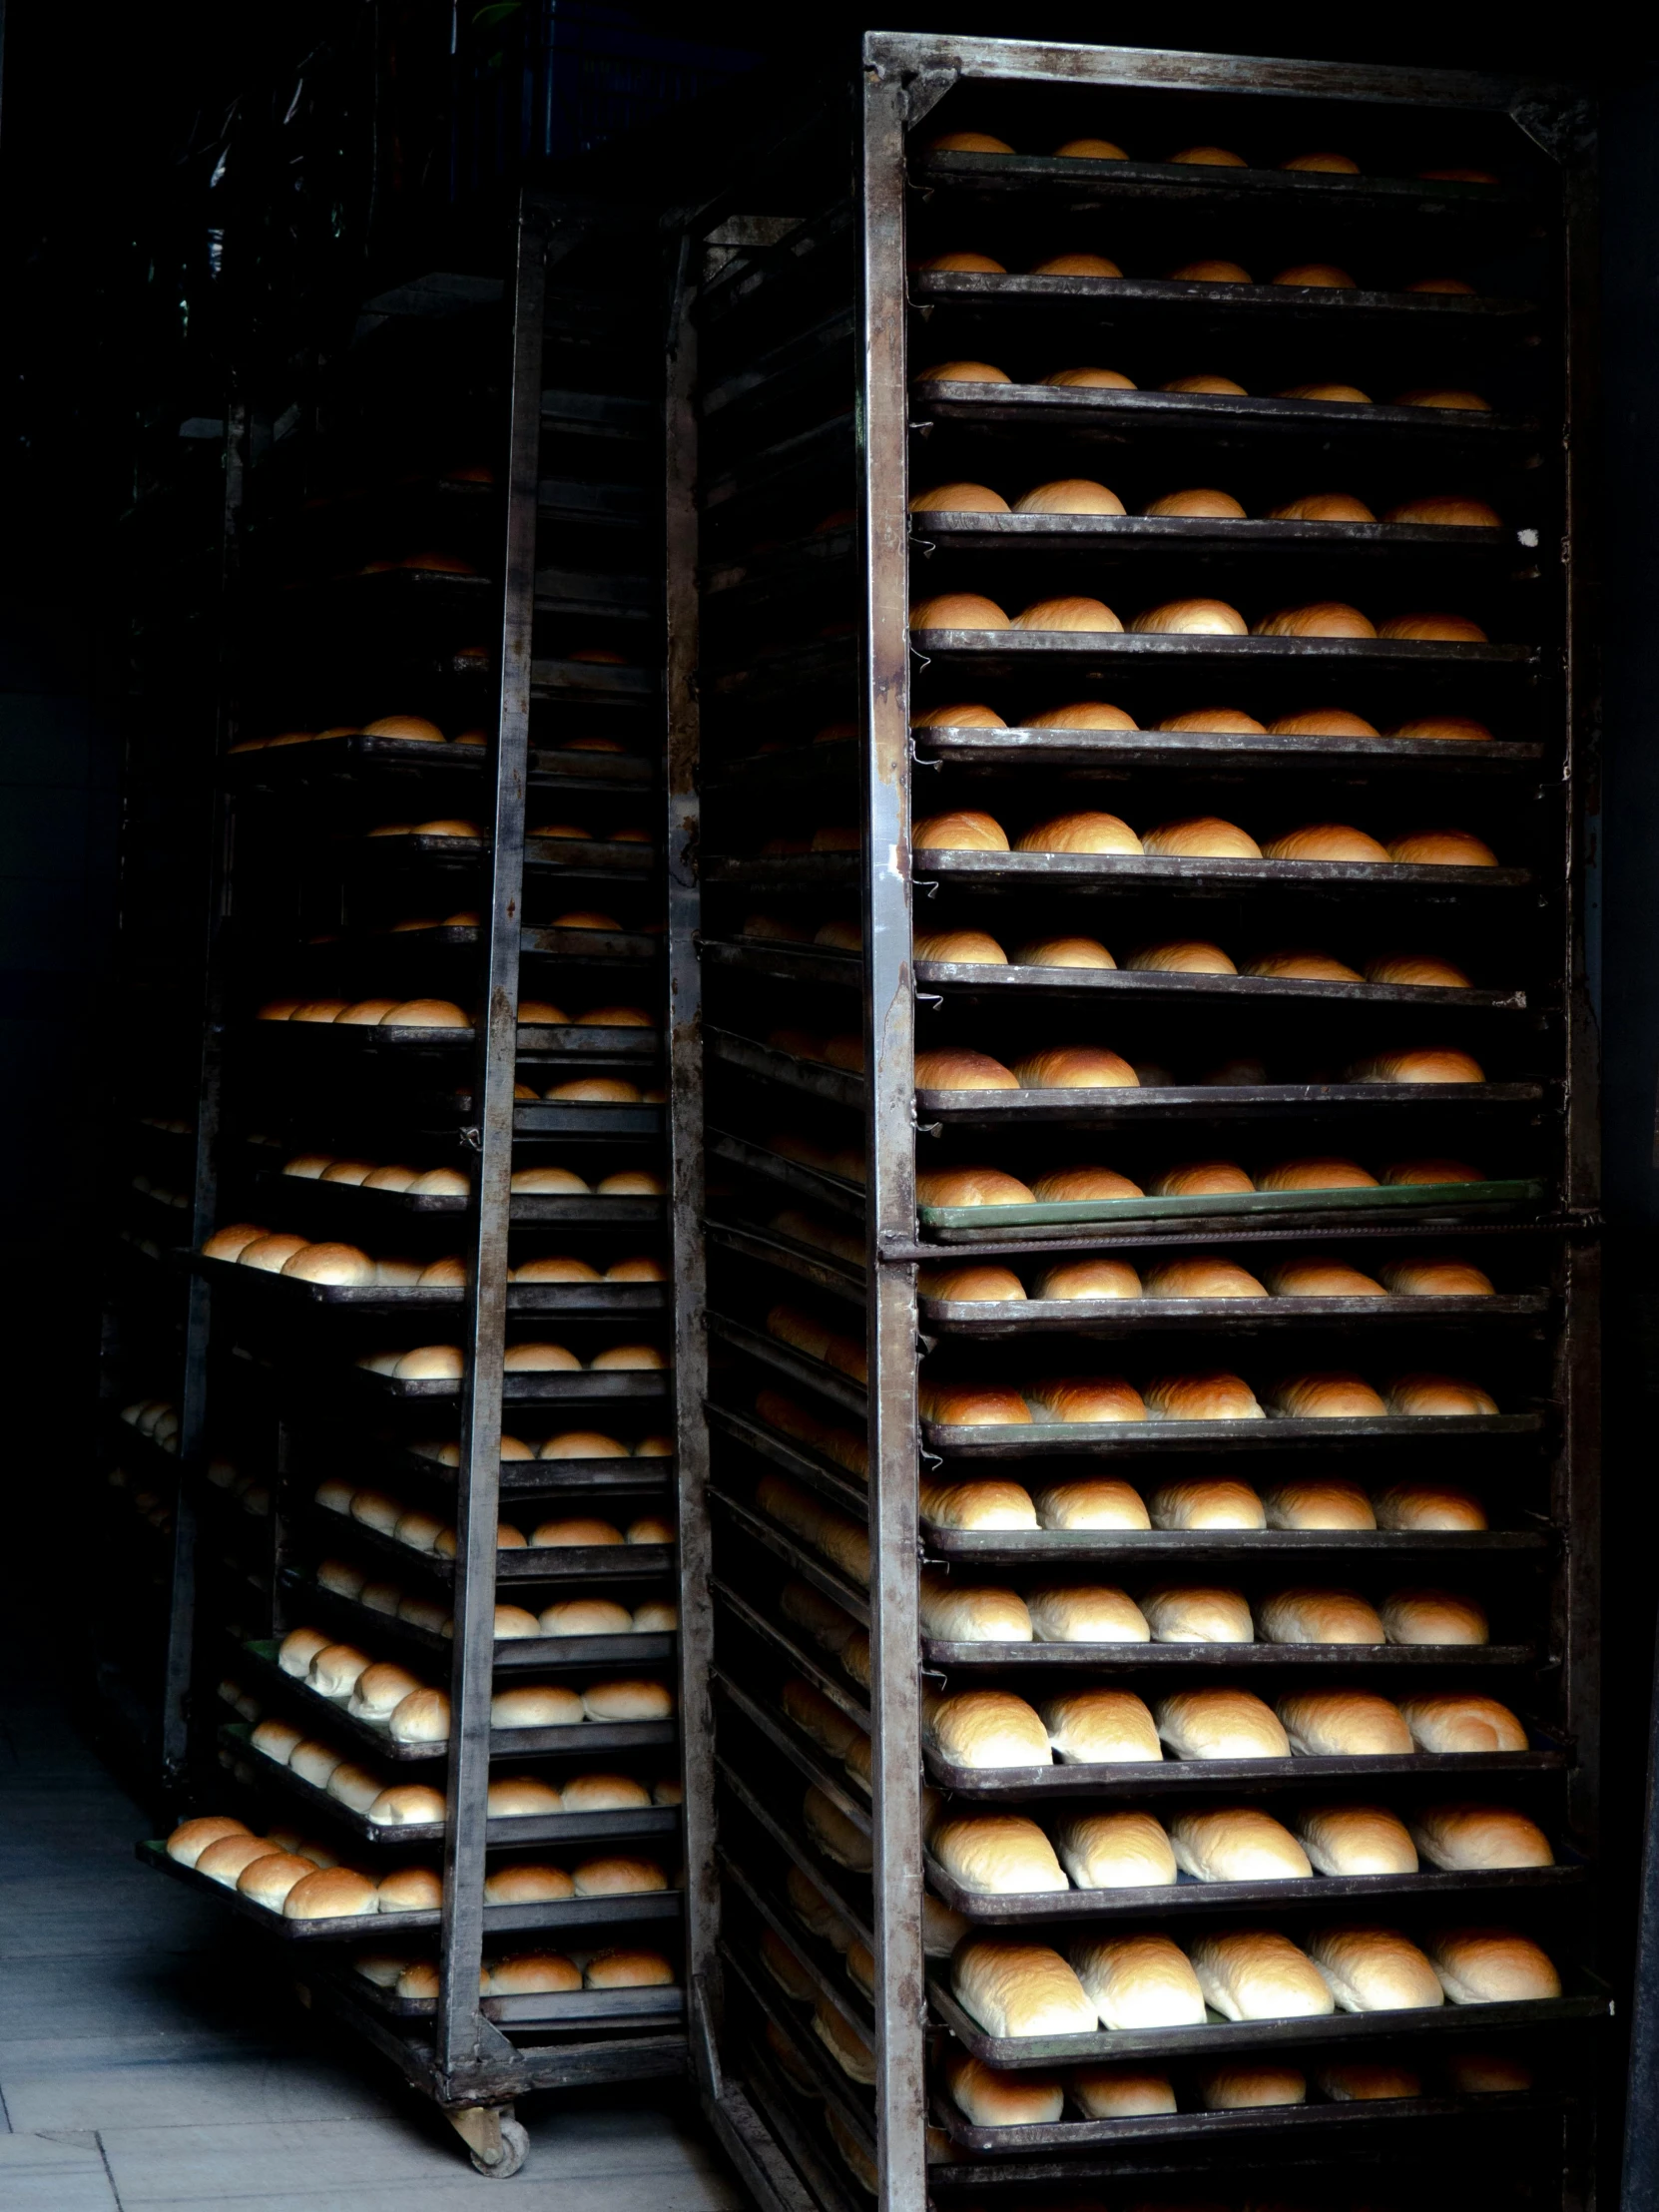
[469,2119,528,2179]
[449,2106,529,2178]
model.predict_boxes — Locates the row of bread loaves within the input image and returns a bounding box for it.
[916,1573,1491,1647]
[915,1370,1500,1426]
[919,1154,1494,1206]
[354,1340,665,1379]
[309,1479,673,1559]
[912,477,1498,527]
[917,1251,1494,1303]
[354,1947,673,1998]
[910,591,1493,644]
[912,698,1498,741]
[914,358,1495,412]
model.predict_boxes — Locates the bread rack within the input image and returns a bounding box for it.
[668,36,1602,2212]
[144,194,691,2179]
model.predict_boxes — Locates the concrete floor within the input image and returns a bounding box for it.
[0,1624,747,2210]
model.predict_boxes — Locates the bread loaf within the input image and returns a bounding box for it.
[1379,612,1488,642]
[1410,1805,1553,1870]
[1170,1807,1312,1883]
[1295,1805,1417,1876]
[1069,2067,1177,2116]
[1013,478,1125,514]
[919,1575,1033,1643]
[811,1997,876,2084]
[1129,598,1248,636]
[1264,824,1391,863]
[1148,1480,1266,1530]
[1277,1691,1411,1757]
[933,1814,1069,1894]
[914,1049,1020,1091]
[953,1939,1097,2036]
[1034,1479,1150,1530]
[1143,1255,1266,1299]
[1426,1928,1560,2003]
[920,1384,1032,1427]
[1263,1481,1376,1531]
[913,808,1009,851]
[1269,1374,1387,1419]
[802,1786,872,1869]
[1385,1373,1500,1416]
[1143,1586,1255,1643]
[1199,2064,1307,2109]
[1024,699,1137,727]
[1254,603,1376,639]
[1073,1935,1207,2027]
[1268,497,1374,525]
[910,592,1010,630]
[1013,595,1124,633]
[1142,817,1262,859]
[1266,1258,1384,1297]
[1026,1376,1147,1423]
[1043,1689,1161,1764]
[945,2051,1064,2126]
[166,1816,251,1868]
[1375,1483,1487,1531]
[919,1479,1037,1530]
[1158,708,1264,733]
[1013,935,1117,968]
[1053,1811,1176,1889]
[1143,488,1246,518]
[1246,949,1364,981]
[1014,811,1141,854]
[1259,1156,1378,1190]
[1382,1588,1488,1645]
[1013,1047,1139,1091]
[1188,1931,1334,2019]
[1027,1585,1150,1643]
[783,1680,863,1759]
[924,1690,1052,1768]
[1319,2060,1423,2101]
[1379,1256,1494,1296]
[911,481,1010,513]
[1308,1925,1443,2011]
[916,1166,1035,1208]
[1156,1689,1289,1760]
[1258,1588,1385,1645]
[1032,1258,1142,1301]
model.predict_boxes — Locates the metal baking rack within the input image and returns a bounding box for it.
[669,34,1598,2212]
[150,190,692,2176]
[342,1972,686,2033]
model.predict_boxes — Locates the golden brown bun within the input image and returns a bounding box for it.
[1245,950,1364,980]
[1142,1586,1254,1644]
[1274,258,1355,283]
[237,1854,320,1912]
[1263,823,1390,862]
[1375,1483,1487,1531]
[1144,488,1246,518]
[1026,1376,1147,1424]
[1012,1047,1138,1090]
[1171,1807,1311,1883]
[1379,612,1488,642]
[925,1689,1052,1769]
[1255,602,1377,639]
[1157,708,1266,734]
[1278,1691,1411,1757]
[1390,715,1493,742]
[167,1816,252,1868]
[486,1777,564,1818]
[1427,1928,1560,2003]
[1320,2061,1423,2101]
[914,1048,1019,1091]
[281,1242,375,1286]
[1281,381,1373,403]
[284,1867,380,1920]
[1296,1805,1417,1876]
[916,1166,1035,1207]
[918,1264,1025,1303]
[1354,1047,1489,1086]
[1269,1373,1387,1419]
[1013,595,1123,632]
[1054,1811,1175,1891]
[1142,817,1262,858]
[1055,137,1129,158]
[945,2053,1065,2129]
[1401,1694,1528,1755]
[911,701,1007,727]
[1126,940,1236,974]
[1446,2050,1534,2093]
[915,359,1012,384]
[1264,1481,1376,1531]
[1143,1256,1266,1299]
[1265,1258,1383,1297]
[910,482,1010,513]
[1190,1931,1334,2021]
[1014,935,1116,967]
[1411,1804,1552,1871]
[1043,1688,1161,1764]
[1014,811,1141,854]
[1167,258,1252,281]
[1073,1935,1207,2029]
[203,1224,270,1261]
[1033,1479,1150,1531]
[1386,494,1502,528]
[1162,373,1248,394]
[933,1813,1069,1895]
[586,1948,676,1989]
[910,592,1010,630]
[381,998,470,1029]
[1382,1157,1483,1185]
[1033,1258,1142,1301]
[1200,2064,1308,2109]
[919,1575,1032,1645]
[1387,829,1498,867]
[1044,365,1136,387]
[238,1233,311,1274]
[914,808,1009,850]
[1408,277,1476,293]
[919,1479,1038,1531]
[1129,597,1247,636]
[1258,1156,1378,1191]
[1027,1584,1149,1644]
[927,131,1014,153]
[1382,1588,1489,1645]
[1145,1372,1262,1420]
[953,1938,1096,2036]
[1030,1166,1144,1201]
[1030,253,1123,277]
[1151,1160,1255,1196]
[919,1384,1032,1427]
[1012,478,1125,514]
[915,929,1007,964]
[1308,1927,1442,2012]
[367,1784,448,1829]
[1025,700,1136,729]
[1156,1688,1288,1761]
[1385,1373,1499,1415]
[1148,1480,1266,1531]
[918,251,1006,273]
[1270,494,1377,526]
[1364,953,1472,987]
[1259,1588,1384,1645]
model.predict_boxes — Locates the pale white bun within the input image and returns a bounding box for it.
[1382,1587,1488,1645]
[910,481,1010,512]
[1156,1689,1289,1761]
[389,1689,451,1744]
[1027,1585,1149,1643]
[1200,2063,1307,2109]
[281,1242,374,1286]
[1126,940,1237,974]
[911,1483,1034,1540]
[933,1814,1068,1895]
[408,1167,469,1196]
[1318,2060,1423,2101]
[1032,1479,1150,1530]
[1189,1930,1333,2020]
[1012,595,1123,632]
[1308,1926,1443,2012]
[946,2052,1064,2127]
[571,1855,667,1898]
[1054,1811,1176,1890]
[1070,2067,1177,2117]
[1030,1167,1145,1202]
[491,1684,584,1729]
[308,1643,371,1699]
[1258,1588,1385,1645]
[1142,817,1262,859]
[919,1575,1032,1643]
[924,1689,1051,1768]
[1411,1804,1552,1871]
[289,1741,343,1790]
[487,1777,564,1817]
[910,591,1010,630]
[1264,1482,1376,1531]
[1278,1691,1411,1757]
[953,1938,1096,2036]
[1388,829,1498,867]
[202,1224,269,1261]
[348,1489,402,1534]
[802,1785,872,1869]
[914,1048,1020,1092]
[494,1605,542,1637]
[238,1233,311,1274]
[367,1784,447,1828]
[376,1866,443,1913]
[283,1867,380,1920]
[289,999,350,1023]
[313,1478,356,1515]
[398,1597,452,1635]
[1013,811,1141,854]
[561,1775,652,1812]
[1144,1255,1265,1299]
[1171,1807,1312,1883]
[1073,1935,1207,2028]
[1425,1928,1559,2003]
[539,1598,631,1635]
[1247,949,1363,981]
[1400,1693,1527,1756]
[166,1816,251,1869]
[581,1678,672,1721]
[1142,1586,1254,1644]
[1012,479,1125,515]
[1033,1259,1142,1301]
[490,1948,582,1990]
[1025,700,1137,728]
[1013,935,1117,968]
[392,1507,447,1553]
[1379,612,1488,642]
[349,1662,425,1725]
[920,1384,1033,1427]
[1385,1373,1499,1415]
[1268,496,1375,524]
[1269,1374,1387,1419]
[1129,598,1247,635]
[1042,1689,1161,1764]
[392,1345,465,1380]
[1145,1372,1263,1421]
[509,1166,589,1195]
[1295,1805,1417,1876]
[1149,1480,1266,1530]
[277,1626,332,1678]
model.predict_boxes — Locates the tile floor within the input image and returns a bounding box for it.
[0,1618,747,2209]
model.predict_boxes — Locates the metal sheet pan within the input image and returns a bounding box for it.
[911,269,1536,320]
[913,960,1528,1013]
[192,1256,665,1317]
[714,1674,870,1834]
[721,1941,877,2159]
[706,1220,865,1308]
[713,1580,871,1733]
[918,1179,1545,1238]
[347,1974,685,2028]
[715,1758,874,1954]
[919,1290,1547,1333]
[912,145,1532,211]
[922,1742,1565,1799]
[911,512,1509,556]
[919,1638,1537,1671]
[403,1447,673,1493]
[916,1082,1545,1128]
[512,1103,664,1137]
[351,1367,669,1404]
[278,1567,673,1669]
[915,725,1545,775]
[530,658,657,697]
[521,925,661,961]
[922,1411,1541,1455]
[524,838,656,874]
[912,847,1533,892]
[707,1314,867,1417]
[912,378,1538,445]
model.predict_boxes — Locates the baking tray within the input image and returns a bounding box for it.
[220,1723,682,1850]
[706,1129,865,1221]
[913,724,1545,776]
[919,1638,1537,1671]
[921,1410,1542,1456]
[713,1580,871,1736]
[401,1445,673,1494]
[912,377,1538,447]
[706,1312,866,1417]
[918,1179,1546,1241]
[138,1841,680,1941]
[908,630,1541,677]
[919,1290,1547,1333]
[911,145,1532,212]
[707,1028,862,1106]
[521,924,661,961]
[910,849,1532,893]
[254,1172,663,1229]
[703,1401,868,1523]
[711,1486,869,1629]
[276,1568,673,1672]
[915,1082,1545,1128]
[910,512,1510,557]
[193,1256,665,1318]
[910,269,1536,321]
[715,1757,873,1954]
[714,1673,870,1836]
[531,658,656,701]
[303,1502,674,1594]
[344,1972,685,2029]
[913,960,1528,1014]
[921,1739,1566,1800]
[927,1970,1608,2071]
[921,1524,1553,1564]
[705,1219,865,1308]
[350,1367,669,1404]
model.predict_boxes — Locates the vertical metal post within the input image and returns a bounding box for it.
[663,231,722,2096]
[437,189,547,2085]
[856,47,926,2212]
[1624,1599,1659,2205]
